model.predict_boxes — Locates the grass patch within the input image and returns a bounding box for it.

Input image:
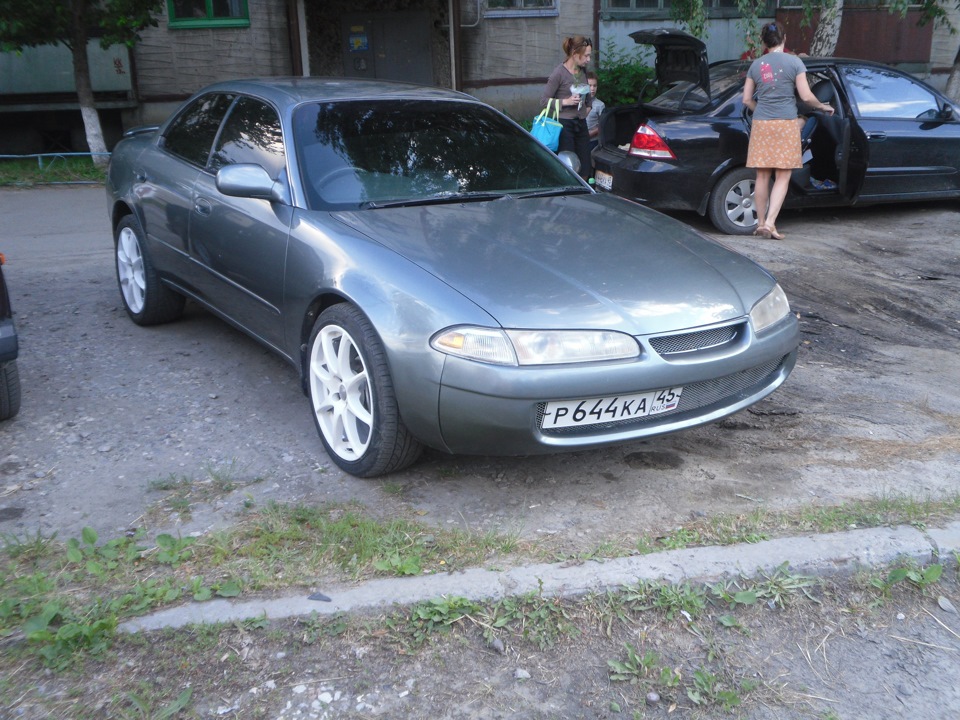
[0,155,106,186]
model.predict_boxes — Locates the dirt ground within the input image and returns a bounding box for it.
[1,188,958,547]
[1,187,960,718]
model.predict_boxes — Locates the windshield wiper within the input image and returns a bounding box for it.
[364,192,508,209]
[511,186,592,199]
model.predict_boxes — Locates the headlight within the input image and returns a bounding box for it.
[749,284,791,333]
[431,327,640,366]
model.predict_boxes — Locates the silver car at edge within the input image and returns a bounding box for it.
[106,77,799,477]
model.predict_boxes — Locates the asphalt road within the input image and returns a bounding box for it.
[1,186,959,551]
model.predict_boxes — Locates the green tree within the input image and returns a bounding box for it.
[0,0,164,166]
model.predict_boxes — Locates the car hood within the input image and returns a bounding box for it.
[332,193,771,336]
[630,27,710,96]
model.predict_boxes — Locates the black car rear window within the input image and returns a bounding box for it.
[293,99,579,211]
[646,62,748,113]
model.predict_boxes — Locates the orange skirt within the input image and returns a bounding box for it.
[746,118,802,169]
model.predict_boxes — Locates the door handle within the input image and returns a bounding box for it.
[866,132,886,141]
[194,198,212,216]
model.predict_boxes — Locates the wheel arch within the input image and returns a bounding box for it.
[110,200,142,235]
[297,292,351,393]
[699,158,742,215]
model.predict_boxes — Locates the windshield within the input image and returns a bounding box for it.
[294,100,582,210]
[646,61,748,113]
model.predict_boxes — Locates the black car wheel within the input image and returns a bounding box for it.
[0,359,20,421]
[115,215,185,325]
[307,304,422,477]
[708,167,759,235]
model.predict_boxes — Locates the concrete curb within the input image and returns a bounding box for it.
[119,521,960,633]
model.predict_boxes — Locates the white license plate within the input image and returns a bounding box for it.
[594,170,613,191]
[541,387,683,429]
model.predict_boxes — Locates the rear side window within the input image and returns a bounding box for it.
[841,66,940,120]
[163,93,235,167]
[209,97,286,179]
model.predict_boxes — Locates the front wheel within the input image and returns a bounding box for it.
[307,304,422,477]
[115,215,185,325]
[708,167,759,235]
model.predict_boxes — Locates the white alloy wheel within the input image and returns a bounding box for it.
[117,225,146,314]
[113,216,184,325]
[306,304,422,477]
[310,322,374,462]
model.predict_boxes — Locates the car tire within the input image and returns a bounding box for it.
[114,215,185,325]
[307,304,423,477]
[0,360,21,421]
[708,167,759,235]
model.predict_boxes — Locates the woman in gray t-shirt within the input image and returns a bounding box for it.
[742,22,833,239]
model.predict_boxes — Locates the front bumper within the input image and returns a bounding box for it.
[435,314,799,456]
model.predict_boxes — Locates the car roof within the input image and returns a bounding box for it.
[189,77,477,107]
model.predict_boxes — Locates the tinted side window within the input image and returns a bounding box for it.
[841,67,939,119]
[209,97,286,178]
[163,93,235,166]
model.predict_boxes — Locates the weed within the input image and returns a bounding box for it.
[2,529,59,562]
[485,580,577,650]
[623,580,708,620]
[380,481,406,496]
[117,687,193,720]
[389,596,479,647]
[657,527,702,550]
[710,579,759,610]
[65,527,146,579]
[607,642,660,683]
[752,562,818,608]
[299,612,350,644]
[686,667,754,710]
[871,559,944,595]
[152,534,196,566]
[373,551,422,576]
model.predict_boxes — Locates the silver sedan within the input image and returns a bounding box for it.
[106,78,799,477]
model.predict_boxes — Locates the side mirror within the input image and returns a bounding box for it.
[216,164,287,203]
[557,150,581,175]
[940,105,955,121]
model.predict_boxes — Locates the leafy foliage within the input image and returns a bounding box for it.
[596,43,657,107]
[0,0,164,51]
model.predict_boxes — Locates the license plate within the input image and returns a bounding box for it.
[541,387,683,429]
[594,170,613,191]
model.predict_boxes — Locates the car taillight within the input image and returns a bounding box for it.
[629,124,676,159]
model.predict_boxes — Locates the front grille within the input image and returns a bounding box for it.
[649,322,743,356]
[537,355,785,437]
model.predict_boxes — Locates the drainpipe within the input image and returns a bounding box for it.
[450,0,463,90]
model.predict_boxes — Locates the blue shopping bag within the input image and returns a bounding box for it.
[531,99,562,151]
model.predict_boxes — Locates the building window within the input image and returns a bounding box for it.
[485,0,559,19]
[168,0,250,29]
[601,0,770,18]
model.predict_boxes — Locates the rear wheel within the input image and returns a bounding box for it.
[115,215,185,325]
[708,167,758,235]
[0,360,21,420]
[307,304,422,477]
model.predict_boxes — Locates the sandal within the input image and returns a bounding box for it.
[767,227,786,240]
[753,225,772,239]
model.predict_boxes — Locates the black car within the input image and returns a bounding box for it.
[593,28,960,234]
[0,252,20,420]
